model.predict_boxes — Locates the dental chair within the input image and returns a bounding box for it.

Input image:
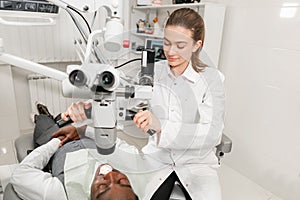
[3,133,232,200]
[3,134,34,200]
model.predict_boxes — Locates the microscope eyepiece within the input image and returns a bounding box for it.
[99,71,115,88]
[69,70,87,87]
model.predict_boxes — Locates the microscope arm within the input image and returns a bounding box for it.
[0,51,67,81]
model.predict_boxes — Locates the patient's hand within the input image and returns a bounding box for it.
[61,101,92,122]
[52,125,80,146]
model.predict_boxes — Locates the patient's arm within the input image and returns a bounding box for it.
[10,138,68,200]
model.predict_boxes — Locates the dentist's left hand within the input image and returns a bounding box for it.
[52,125,80,146]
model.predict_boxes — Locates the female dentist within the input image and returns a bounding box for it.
[133,8,225,200]
[58,8,225,200]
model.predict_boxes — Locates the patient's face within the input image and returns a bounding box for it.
[91,164,136,200]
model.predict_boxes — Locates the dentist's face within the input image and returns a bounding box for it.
[91,164,136,200]
[163,25,196,72]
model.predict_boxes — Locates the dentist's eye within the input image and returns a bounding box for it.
[164,40,171,46]
[177,44,186,49]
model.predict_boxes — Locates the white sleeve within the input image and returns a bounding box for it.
[157,71,225,155]
[10,138,68,200]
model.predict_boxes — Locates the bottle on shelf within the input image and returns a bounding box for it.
[152,17,162,35]
[152,0,162,5]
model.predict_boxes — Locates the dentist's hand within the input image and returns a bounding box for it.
[61,101,92,123]
[52,125,80,146]
[133,110,161,135]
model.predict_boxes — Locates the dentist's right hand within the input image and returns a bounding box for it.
[61,101,92,122]
[133,110,161,135]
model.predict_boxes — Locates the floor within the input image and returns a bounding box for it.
[219,164,283,200]
[0,138,17,166]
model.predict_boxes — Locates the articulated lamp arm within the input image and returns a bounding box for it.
[0,39,67,81]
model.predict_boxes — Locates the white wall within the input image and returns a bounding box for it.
[0,65,20,165]
[207,0,300,199]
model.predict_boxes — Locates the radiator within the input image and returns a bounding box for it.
[28,74,74,118]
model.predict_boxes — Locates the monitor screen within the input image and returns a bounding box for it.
[145,38,166,61]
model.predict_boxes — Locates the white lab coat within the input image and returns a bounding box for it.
[10,137,148,200]
[141,61,225,200]
[63,139,150,200]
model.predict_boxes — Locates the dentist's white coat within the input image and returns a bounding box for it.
[141,61,225,200]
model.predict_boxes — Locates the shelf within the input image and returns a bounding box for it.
[134,2,205,10]
[130,1,226,66]
[131,32,163,38]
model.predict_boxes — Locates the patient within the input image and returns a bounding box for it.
[10,104,139,200]
[91,164,137,200]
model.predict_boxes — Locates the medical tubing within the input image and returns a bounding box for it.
[93,45,110,64]
[65,8,88,43]
[67,5,92,34]
[115,58,142,69]
[66,8,87,40]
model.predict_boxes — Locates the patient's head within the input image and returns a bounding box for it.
[91,164,138,200]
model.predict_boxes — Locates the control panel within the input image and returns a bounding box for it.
[0,0,59,13]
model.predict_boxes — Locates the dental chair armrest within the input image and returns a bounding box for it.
[14,133,34,162]
[3,183,22,200]
[216,134,232,162]
[3,134,34,200]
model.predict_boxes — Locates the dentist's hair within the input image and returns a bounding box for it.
[165,8,207,72]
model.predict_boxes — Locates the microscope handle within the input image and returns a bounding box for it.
[56,116,73,128]
[126,108,156,136]
[147,129,156,136]
[55,108,92,128]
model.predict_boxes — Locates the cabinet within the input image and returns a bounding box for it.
[129,1,226,67]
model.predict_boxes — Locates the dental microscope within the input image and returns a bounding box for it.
[0,0,156,155]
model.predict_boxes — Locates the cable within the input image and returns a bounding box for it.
[115,58,142,69]
[67,5,92,34]
[65,8,88,43]
[90,11,98,29]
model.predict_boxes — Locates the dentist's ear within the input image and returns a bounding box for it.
[192,40,202,52]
